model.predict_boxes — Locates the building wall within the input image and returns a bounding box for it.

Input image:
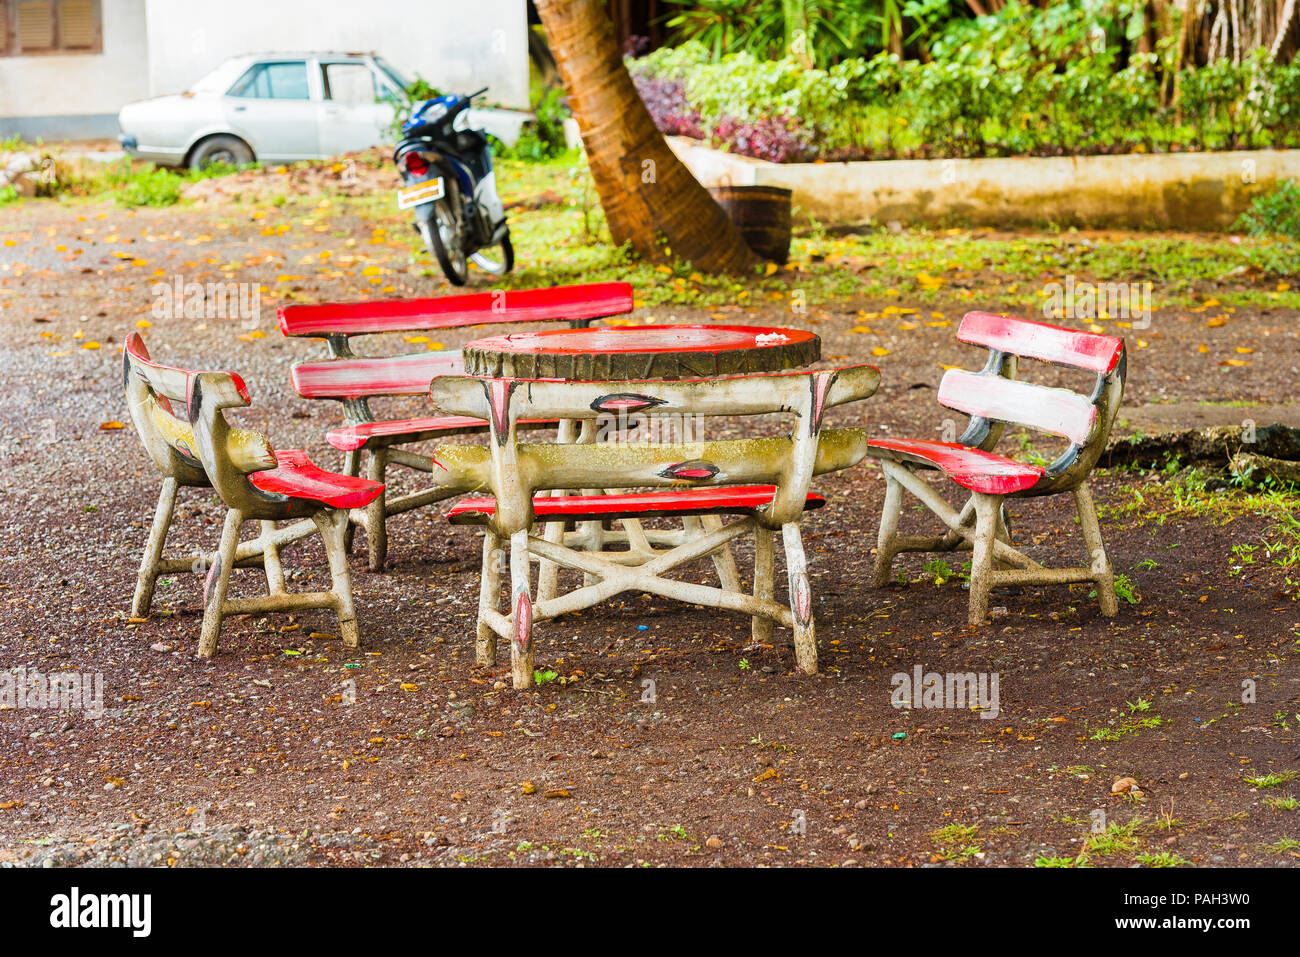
[0,0,150,139]
[143,0,530,107]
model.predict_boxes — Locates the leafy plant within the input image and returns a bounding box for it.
[1235,179,1300,243]
[117,166,184,207]
[1244,771,1298,789]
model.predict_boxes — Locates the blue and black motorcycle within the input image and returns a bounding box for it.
[394,88,513,285]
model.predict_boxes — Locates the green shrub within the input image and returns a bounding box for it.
[631,39,1300,162]
[117,166,184,207]
[1235,180,1300,243]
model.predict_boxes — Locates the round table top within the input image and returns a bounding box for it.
[463,324,821,380]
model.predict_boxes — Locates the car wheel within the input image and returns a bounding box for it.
[189,135,253,171]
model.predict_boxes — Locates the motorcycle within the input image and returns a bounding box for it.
[394,87,513,285]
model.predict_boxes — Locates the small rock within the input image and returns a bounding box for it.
[1111,776,1139,794]
[705,837,722,848]
[150,642,171,653]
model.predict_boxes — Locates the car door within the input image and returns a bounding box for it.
[317,60,395,157]
[222,60,320,161]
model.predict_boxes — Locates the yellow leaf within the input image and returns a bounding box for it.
[871,346,890,357]
[135,319,152,328]
[80,341,100,350]
[1236,346,1255,354]
[400,683,418,692]
[404,335,430,344]
[98,421,125,430]
[426,342,445,351]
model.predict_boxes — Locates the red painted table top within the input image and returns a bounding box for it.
[463,324,820,379]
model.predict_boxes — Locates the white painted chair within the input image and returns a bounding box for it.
[865,312,1127,625]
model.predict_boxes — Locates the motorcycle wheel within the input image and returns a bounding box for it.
[469,230,514,276]
[426,199,469,286]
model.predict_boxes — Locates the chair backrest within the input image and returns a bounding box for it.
[939,312,1126,490]
[123,333,277,508]
[428,366,878,532]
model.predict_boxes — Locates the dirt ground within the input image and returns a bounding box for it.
[1,172,1298,869]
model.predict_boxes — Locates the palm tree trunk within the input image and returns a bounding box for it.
[534,0,757,274]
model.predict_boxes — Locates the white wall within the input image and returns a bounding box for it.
[143,0,530,107]
[0,0,149,125]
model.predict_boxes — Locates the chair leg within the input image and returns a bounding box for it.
[477,529,501,666]
[967,494,1001,626]
[1074,482,1118,616]
[509,528,534,690]
[363,448,388,572]
[341,450,361,554]
[874,472,904,586]
[314,509,361,649]
[782,522,817,674]
[699,514,742,592]
[260,520,286,595]
[199,507,243,658]
[132,476,179,619]
[752,525,775,644]
[535,501,565,603]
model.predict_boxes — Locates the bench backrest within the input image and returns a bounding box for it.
[428,366,878,533]
[278,281,635,342]
[123,333,278,510]
[939,312,1126,489]
[281,282,635,416]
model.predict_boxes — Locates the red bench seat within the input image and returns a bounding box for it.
[447,485,827,525]
[866,438,1046,495]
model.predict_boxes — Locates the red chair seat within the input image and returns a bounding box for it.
[866,438,1045,495]
[248,450,384,509]
[448,485,826,525]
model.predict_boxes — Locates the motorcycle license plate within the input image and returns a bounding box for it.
[396,178,444,210]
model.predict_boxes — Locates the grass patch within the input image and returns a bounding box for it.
[1244,770,1298,789]
[1136,850,1191,868]
[930,823,981,861]
[1088,698,1163,741]
[1081,818,1143,858]
[1263,796,1298,810]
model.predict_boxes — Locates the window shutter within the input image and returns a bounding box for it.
[58,0,96,49]
[16,0,55,52]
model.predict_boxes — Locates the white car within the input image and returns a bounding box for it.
[118,52,531,170]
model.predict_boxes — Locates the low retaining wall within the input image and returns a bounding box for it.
[666,136,1300,230]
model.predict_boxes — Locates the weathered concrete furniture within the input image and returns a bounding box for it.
[429,366,879,689]
[123,333,383,655]
[865,312,1127,625]
[278,282,634,569]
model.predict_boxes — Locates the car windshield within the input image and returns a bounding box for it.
[373,57,411,97]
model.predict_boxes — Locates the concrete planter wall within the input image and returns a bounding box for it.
[666,136,1300,230]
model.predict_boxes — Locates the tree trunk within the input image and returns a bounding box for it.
[534,0,757,274]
